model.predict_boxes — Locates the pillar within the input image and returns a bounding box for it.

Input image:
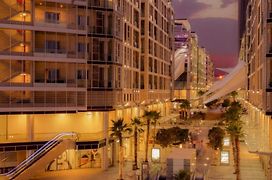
[269,155,272,180]
[101,112,109,170]
[26,115,34,158]
[26,115,34,142]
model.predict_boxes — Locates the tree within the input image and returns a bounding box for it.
[226,120,243,180]
[142,110,161,162]
[131,117,144,170]
[173,170,190,180]
[208,127,225,150]
[205,99,218,108]
[230,91,238,101]
[110,119,132,180]
[222,99,230,109]
[156,128,170,148]
[197,90,205,96]
[224,101,244,180]
[151,111,161,146]
[156,127,189,147]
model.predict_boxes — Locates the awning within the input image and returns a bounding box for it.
[174,48,188,80]
[203,61,247,104]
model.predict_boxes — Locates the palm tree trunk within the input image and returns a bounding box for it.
[153,121,157,147]
[119,138,124,180]
[231,135,237,173]
[235,136,240,180]
[145,119,150,162]
[134,127,138,169]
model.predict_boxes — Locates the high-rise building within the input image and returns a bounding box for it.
[173,19,213,106]
[238,0,249,41]
[0,0,174,174]
[239,0,272,176]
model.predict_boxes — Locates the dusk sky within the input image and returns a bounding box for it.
[172,0,239,72]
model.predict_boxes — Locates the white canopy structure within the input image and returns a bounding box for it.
[174,48,188,80]
[203,61,247,104]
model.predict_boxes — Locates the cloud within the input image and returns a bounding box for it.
[221,0,237,8]
[172,0,211,18]
[192,0,238,20]
[173,0,238,20]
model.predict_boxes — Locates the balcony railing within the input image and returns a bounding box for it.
[268,11,272,23]
[88,26,113,36]
[88,0,113,9]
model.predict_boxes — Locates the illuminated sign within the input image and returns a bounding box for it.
[151,148,160,162]
[220,151,230,164]
[223,137,230,147]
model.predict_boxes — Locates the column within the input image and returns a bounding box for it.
[26,115,34,141]
[101,112,109,170]
[26,115,34,158]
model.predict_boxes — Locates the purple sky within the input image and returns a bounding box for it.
[172,0,239,74]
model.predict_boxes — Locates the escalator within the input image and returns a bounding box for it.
[0,132,78,180]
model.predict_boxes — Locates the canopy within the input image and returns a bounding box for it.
[203,61,247,104]
[174,48,188,80]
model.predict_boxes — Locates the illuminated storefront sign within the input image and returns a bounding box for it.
[223,137,230,147]
[151,148,160,162]
[220,151,230,165]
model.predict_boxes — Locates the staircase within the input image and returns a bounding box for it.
[240,143,266,180]
[0,132,78,180]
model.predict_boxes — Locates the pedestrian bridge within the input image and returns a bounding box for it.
[203,61,247,104]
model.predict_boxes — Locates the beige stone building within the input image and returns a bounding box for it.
[174,19,213,106]
[0,0,174,173]
[239,0,272,177]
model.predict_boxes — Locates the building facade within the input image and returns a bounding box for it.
[239,0,272,177]
[173,19,213,106]
[0,0,174,173]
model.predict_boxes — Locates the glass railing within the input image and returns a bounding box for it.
[2,132,78,179]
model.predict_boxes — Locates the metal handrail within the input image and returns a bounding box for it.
[2,132,77,179]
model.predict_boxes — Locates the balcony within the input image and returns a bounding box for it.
[88,0,113,9]
[88,26,113,36]
[0,91,86,112]
[266,47,272,57]
[267,11,272,23]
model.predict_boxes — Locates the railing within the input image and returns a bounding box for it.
[88,26,113,35]
[2,132,78,180]
[88,0,113,9]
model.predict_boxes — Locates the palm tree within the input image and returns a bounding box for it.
[142,110,160,162]
[152,111,161,146]
[224,101,243,180]
[226,120,243,180]
[110,118,132,180]
[131,117,144,170]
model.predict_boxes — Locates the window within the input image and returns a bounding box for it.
[45,12,60,23]
[45,41,60,52]
[48,69,59,83]
[78,43,86,53]
[77,70,86,80]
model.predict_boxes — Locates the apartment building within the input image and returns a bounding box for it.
[0,0,174,174]
[173,19,212,106]
[239,0,272,177]
[206,55,214,90]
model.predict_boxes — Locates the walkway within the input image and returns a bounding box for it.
[32,162,137,180]
[240,143,266,180]
[207,142,266,180]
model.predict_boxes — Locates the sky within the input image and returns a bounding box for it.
[172,0,239,74]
